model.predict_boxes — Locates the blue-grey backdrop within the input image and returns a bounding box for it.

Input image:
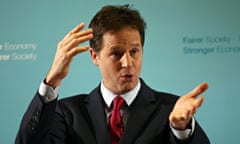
[0,0,239,143]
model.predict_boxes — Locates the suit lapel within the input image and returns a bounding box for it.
[85,87,111,144]
[119,81,157,144]
[120,81,172,144]
[85,80,174,144]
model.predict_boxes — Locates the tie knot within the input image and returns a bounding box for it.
[112,96,125,111]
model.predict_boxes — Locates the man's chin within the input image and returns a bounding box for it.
[119,82,137,92]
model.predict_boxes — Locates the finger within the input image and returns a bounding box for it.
[183,96,204,117]
[70,22,85,34]
[194,96,204,108]
[67,29,93,44]
[180,113,188,121]
[68,28,93,40]
[182,111,192,121]
[65,34,93,51]
[186,82,209,98]
[63,23,86,40]
[62,29,93,47]
[68,45,90,57]
[169,111,192,129]
[75,28,93,37]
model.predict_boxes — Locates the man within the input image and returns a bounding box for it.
[16,5,210,144]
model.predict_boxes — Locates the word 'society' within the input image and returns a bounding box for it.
[182,35,240,55]
[0,42,37,62]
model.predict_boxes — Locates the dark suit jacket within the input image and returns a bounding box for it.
[15,80,210,144]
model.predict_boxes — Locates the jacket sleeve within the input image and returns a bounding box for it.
[15,92,58,144]
[169,120,210,144]
[185,121,210,144]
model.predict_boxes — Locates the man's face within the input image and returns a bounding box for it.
[90,27,143,95]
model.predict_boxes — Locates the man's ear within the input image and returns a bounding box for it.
[89,48,99,66]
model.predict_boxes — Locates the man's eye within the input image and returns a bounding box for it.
[130,48,139,55]
[112,52,122,57]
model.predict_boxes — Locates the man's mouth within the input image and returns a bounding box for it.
[120,74,133,80]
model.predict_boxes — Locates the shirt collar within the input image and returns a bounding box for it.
[100,80,141,108]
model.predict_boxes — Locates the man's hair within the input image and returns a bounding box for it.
[89,4,146,52]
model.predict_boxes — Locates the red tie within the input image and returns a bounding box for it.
[110,96,125,144]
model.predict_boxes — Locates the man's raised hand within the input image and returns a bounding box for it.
[45,23,93,87]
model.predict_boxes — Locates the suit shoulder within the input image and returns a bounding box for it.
[58,94,88,107]
[153,90,179,105]
[140,79,179,105]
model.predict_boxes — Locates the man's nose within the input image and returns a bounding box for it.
[121,53,132,68]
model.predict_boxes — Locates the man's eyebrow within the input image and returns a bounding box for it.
[109,42,141,51]
[130,43,141,47]
[110,46,122,51]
